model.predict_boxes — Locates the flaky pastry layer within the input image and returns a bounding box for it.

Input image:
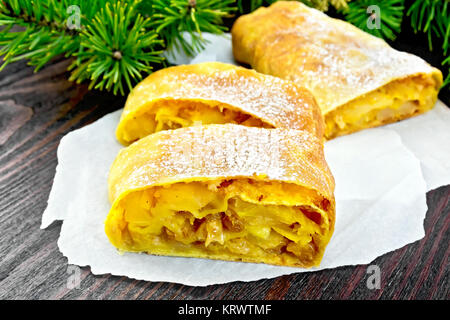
[107,124,335,267]
[231,1,443,139]
[116,62,323,145]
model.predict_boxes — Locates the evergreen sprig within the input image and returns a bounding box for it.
[408,0,449,53]
[408,0,449,88]
[0,0,82,72]
[68,1,164,95]
[0,0,235,95]
[344,0,405,41]
[149,0,236,57]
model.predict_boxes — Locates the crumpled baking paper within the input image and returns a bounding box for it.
[41,33,450,286]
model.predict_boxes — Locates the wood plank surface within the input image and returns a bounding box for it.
[0,59,448,300]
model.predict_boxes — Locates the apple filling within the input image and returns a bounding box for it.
[325,75,440,139]
[105,180,333,267]
[119,100,271,144]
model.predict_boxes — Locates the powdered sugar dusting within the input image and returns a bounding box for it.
[122,62,322,136]
[109,124,334,203]
[233,1,439,113]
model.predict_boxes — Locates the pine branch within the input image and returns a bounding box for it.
[0,0,235,95]
[149,0,236,57]
[68,1,164,95]
[0,0,78,72]
[0,0,120,71]
[408,0,449,89]
[344,0,404,41]
[408,0,449,53]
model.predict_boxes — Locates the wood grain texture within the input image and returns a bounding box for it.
[0,59,448,300]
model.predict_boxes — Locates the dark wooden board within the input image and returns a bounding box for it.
[0,59,448,300]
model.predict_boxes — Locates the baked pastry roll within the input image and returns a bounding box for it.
[106,124,335,267]
[116,61,323,145]
[232,1,443,139]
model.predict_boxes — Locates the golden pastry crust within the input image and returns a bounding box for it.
[106,124,335,267]
[116,62,324,145]
[109,124,334,202]
[232,1,443,138]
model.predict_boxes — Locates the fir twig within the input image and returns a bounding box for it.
[68,1,164,95]
[149,0,236,57]
[408,0,450,89]
[344,0,404,41]
[443,57,450,88]
[0,0,80,72]
[0,0,235,94]
[408,0,449,53]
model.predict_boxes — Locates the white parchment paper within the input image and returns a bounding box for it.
[41,33,450,286]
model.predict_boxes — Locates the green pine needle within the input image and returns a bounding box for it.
[408,0,450,89]
[149,0,236,57]
[68,1,164,95]
[443,57,450,88]
[0,0,234,95]
[344,0,405,41]
[408,0,449,53]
